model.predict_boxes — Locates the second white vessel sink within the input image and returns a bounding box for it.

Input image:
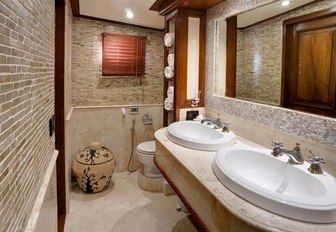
[167,121,237,151]
[212,147,336,223]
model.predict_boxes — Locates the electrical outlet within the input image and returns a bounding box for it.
[130,106,140,114]
[186,110,199,120]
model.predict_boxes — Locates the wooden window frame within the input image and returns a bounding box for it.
[102,33,146,76]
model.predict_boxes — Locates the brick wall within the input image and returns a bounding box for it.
[65,1,73,116]
[235,0,336,105]
[71,18,164,106]
[0,0,55,231]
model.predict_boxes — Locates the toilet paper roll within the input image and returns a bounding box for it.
[164,98,173,111]
[164,33,175,47]
[167,86,174,101]
[164,66,174,79]
[167,54,174,68]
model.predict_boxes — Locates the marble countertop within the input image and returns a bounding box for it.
[155,128,336,232]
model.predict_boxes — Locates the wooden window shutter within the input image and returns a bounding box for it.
[102,33,146,76]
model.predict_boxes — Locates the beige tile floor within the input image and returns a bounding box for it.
[65,171,198,232]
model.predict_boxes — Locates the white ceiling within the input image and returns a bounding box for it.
[237,0,315,28]
[79,0,165,29]
[78,0,316,30]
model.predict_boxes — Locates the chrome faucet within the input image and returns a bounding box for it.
[271,142,304,165]
[201,116,222,129]
[308,153,325,174]
[221,122,230,133]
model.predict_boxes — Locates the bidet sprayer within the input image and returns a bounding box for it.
[130,118,136,133]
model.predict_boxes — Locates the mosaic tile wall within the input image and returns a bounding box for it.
[0,0,56,231]
[236,26,281,105]
[235,0,336,105]
[71,18,164,106]
[206,0,336,148]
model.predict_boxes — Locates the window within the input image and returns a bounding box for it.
[102,33,146,76]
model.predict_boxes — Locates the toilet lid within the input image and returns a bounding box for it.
[136,141,156,154]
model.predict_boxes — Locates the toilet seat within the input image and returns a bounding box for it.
[136,141,155,154]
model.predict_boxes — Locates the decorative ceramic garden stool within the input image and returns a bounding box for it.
[72,142,116,193]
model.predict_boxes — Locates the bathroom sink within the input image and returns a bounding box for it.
[167,121,236,151]
[212,147,336,223]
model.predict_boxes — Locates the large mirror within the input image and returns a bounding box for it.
[214,0,336,116]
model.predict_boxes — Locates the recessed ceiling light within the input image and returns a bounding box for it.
[126,9,134,19]
[281,0,291,6]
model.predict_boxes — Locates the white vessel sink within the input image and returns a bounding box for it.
[212,147,336,223]
[167,121,237,151]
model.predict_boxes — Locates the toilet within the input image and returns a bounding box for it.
[136,141,162,178]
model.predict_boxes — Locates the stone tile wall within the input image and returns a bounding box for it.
[0,0,55,231]
[67,105,163,174]
[235,0,336,105]
[71,18,164,106]
[65,1,73,116]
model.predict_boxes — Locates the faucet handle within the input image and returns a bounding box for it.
[308,155,325,165]
[222,122,230,132]
[271,141,283,157]
[215,118,222,127]
[271,141,283,148]
[308,153,325,174]
[201,115,212,124]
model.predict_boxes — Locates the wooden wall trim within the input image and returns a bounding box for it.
[158,0,184,16]
[69,0,80,16]
[150,0,184,15]
[198,10,206,108]
[55,1,66,231]
[283,6,336,25]
[174,8,206,121]
[226,15,237,98]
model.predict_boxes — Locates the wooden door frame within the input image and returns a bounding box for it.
[55,0,66,231]
[225,15,237,98]
[281,7,336,115]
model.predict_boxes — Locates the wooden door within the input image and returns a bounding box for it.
[282,9,336,117]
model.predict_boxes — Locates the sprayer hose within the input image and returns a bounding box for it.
[127,128,142,172]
